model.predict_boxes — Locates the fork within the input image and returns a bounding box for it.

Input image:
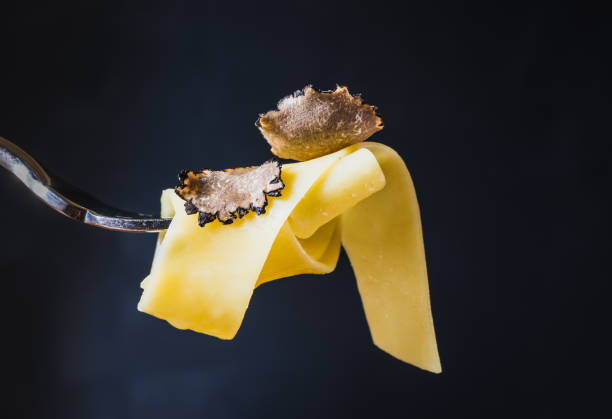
[0,136,171,232]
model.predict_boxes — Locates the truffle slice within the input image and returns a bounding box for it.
[256,85,383,161]
[175,160,284,227]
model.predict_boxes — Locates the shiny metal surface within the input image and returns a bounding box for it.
[0,136,171,232]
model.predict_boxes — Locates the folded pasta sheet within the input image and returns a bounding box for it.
[138,143,441,373]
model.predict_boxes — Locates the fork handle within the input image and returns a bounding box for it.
[0,136,86,218]
[1,136,51,185]
[1,136,171,232]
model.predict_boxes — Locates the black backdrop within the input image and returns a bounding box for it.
[1,2,609,418]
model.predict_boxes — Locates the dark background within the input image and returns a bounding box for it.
[1,1,610,418]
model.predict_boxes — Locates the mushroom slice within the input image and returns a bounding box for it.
[256,85,383,161]
[175,160,284,226]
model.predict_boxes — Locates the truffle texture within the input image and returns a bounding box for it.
[256,85,383,161]
[175,160,284,226]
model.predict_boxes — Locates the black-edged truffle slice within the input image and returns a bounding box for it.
[175,160,284,227]
[256,85,383,161]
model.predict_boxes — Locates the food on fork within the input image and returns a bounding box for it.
[138,86,441,373]
[256,85,383,161]
[175,160,284,226]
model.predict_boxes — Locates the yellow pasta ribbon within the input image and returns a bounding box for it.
[138,143,441,373]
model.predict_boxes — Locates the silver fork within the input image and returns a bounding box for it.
[0,136,171,232]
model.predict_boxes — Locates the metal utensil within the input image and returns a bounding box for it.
[0,136,171,232]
